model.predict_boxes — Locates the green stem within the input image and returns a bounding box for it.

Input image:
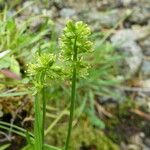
[42,87,46,150]
[34,94,42,150]
[65,37,77,150]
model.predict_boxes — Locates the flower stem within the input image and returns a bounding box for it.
[34,94,42,150]
[42,87,46,149]
[65,37,77,150]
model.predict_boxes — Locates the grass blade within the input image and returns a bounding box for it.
[0,91,29,97]
[0,144,10,150]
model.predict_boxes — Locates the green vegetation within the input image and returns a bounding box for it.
[27,20,93,150]
[47,118,119,150]
[60,21,93,150]
[0,4,125,150]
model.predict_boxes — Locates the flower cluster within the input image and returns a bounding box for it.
[28,20,93,91]
[28,53,63,92]
[60,20,93,77]
[60,20,93,59]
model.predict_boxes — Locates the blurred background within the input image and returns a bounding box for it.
[0,0,150,150]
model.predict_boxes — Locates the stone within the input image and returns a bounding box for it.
[111,29,136,45]
[96,0,120,10]
[140,37,150,56]
[139,79,150,88]
[111,29,143,76]
[22,1,41,15]
[141,60,150,77]
[144,138,150,148]
[42,6,58,18]
[132,25,150,41]
[60,8,76,18]
[143,146,150,150]
[123,41,142,74]
[129,6,150,24]
[120,0,138,7]
[85,9,126,29]
[132,25,150,55]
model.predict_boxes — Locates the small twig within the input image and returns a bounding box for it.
[131,109,150,121]
[95,101,113,118]
[0,131,14,142]
[22,116,34,126]
[119,86,150,92]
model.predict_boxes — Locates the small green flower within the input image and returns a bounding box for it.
[60,20,93,78]
[28,53,63,92]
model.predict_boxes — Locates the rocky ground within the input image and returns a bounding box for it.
[0,0,150,149]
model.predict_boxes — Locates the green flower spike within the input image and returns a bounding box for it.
[28,53,63,150]
[60,20,93,150]
[60,20,93,78]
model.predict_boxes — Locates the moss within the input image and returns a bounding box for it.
[118,100,135,117]
[46,118,119,150]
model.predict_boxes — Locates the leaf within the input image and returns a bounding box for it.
[0,57,11,69]
[9,56,20,76]
[44,144,62,150]
[0,91,29,97]
[0,56,20,76]
[0,144,10,150]
[21,144,34,150]
[0,121,34,138]
[88,110,105,129]
[21,144,62,150]
[0,50,10,58]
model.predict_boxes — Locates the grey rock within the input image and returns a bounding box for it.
[122,132,150,150]
[22,1,41,16]
[141,60,150,77]
[144,138,150,148]
[123,42,142,75]
[42,7,58,18]
[127,133,145,150]
[143,146,150,150]
[96,0,121,10]
[119,0,138,6]
[111,29,143,76]
[140,37,150,56]
[60,8,76,18]
[131,25,150,55]
[127,145,142,150]
[111,26,150,43]
[111,29,136,45]
[121,0,133,5]
[129,6,150,24]
[132,25,150,41]
[86,9,125,29]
